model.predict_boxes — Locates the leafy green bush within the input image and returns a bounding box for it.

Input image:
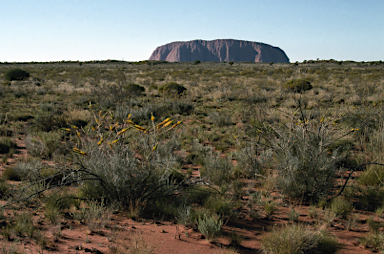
[197,214,223,242]
[159,82,186,95]
[261,224,339,254]
[5,68,30,81]
[283,79,312,92]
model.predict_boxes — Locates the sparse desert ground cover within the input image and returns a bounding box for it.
[0,59,384,253]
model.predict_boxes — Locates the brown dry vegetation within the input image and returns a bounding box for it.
[0,59,384,253]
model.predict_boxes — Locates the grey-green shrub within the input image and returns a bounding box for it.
[200,153,233,186]
[78,141,178,209]
[272,119,346,202]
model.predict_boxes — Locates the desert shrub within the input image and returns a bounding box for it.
[159,82,186,95]
[124,83,145,96]
[272,116,348,202]
[234,145,272,178]
[360,232,384,252]
[263,201,277,217]
[34,113,66,132]
[359,165,384,186]
[200,153,233,186]
[357,187,384,211]
[204,195,233,217]
[0,180,10,199]
[283,79,312,92]
[0,137,16,154]
[5,68,30,81]
[37,130,65,158]
[197,214,223,242]
[287,208,300,222]
[12,212,35,238]
[3,159,43,181]
[79,142,171,208]
[330,197,353,219]
[193,60,201,65]
[71,200,111,231]
[64,109,91,128]
[261,224,339,254]
[25,135,46,157]
[208,111,232,127]
[176,205,194,226]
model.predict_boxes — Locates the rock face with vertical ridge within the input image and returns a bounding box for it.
[149,39,289,63]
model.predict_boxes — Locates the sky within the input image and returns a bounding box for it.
[0,1,383,63]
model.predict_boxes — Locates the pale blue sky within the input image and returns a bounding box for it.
[0,1,383,62]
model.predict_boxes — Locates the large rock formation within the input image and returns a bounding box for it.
[149,39,289,63]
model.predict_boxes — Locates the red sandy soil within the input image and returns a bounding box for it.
[0,138,380,254]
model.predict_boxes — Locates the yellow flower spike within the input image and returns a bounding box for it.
[71,125,78,129]
[170,121,183,129]
[151,114,155,122]
[156,118,171,129]
[127,119,134,125]
[320,118,324,123]
[97,137,103,146]
[76,131,81,138]
[112,139,119,144]
[117,127,130,136]
[152,144,158,151]
[73,148,87,155]
[61,128,71,132]
[127,114,131,120]
[99,111,102,118]
[133,125,146,131]
[162,120,174,128]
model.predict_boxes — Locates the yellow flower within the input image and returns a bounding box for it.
[151,114,155,122]
[73,148,87,155]
[117,127,130,136]
[97,137,103,146]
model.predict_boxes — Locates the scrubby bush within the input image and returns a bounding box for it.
[200,154,233,186]
[272,115,349,202]
[283,79,312,92]
[261,224,339,254]
[5,68,30,81]
[330,197,353,219]
[124,83,145,96]
[159,82,186,95]
[0,137,16,154]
